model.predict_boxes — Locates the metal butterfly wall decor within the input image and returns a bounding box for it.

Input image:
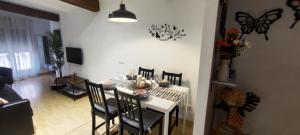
[148,24,186,41]
[235,8,283,40]
[287,0,300,29]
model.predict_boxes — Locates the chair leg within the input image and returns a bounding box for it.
[159,118,163,135]
[105,119,110,135]
[92,112,96,135]
[169,105,179,135]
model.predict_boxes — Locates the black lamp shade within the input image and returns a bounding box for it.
[108,4,137,22]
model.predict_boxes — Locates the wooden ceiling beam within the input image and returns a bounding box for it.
[0,1,59,21]
[60,0,100,12]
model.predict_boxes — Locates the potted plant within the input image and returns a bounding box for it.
[216,28,251,81]
[47,31,64,78]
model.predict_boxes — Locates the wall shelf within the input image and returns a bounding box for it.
[211,80,237,87]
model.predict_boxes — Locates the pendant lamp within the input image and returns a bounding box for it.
[108,0,137,23]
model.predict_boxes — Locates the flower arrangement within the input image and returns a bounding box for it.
[220,88,246,107]
[216,28,251,60]
[215,87,260,134]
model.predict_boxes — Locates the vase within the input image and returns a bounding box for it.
[227,107,244,130]
[217,59,230,82]
[229,58,236,80]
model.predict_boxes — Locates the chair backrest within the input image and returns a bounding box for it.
[162,71,183,86]
[113,89,144,131]
[85,80,109,114]
[138,67,154,79]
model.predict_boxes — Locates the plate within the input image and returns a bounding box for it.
[133,89,150,100]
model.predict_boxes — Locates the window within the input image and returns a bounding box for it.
[15,52,32,70]
[0,53,9,68]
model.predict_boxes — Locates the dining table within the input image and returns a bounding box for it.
[101,76,190,135]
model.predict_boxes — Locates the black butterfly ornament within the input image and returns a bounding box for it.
[235,9,283,40]
[287,0,300,28]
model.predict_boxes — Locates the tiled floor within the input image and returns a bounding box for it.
[12,75,193,135]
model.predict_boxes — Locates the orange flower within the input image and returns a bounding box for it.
[221,88,246,107]
[226,28,240,35]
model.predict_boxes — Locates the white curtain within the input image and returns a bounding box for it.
[0,14,41,80]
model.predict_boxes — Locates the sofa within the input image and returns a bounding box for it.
[0,67,14,85]
[0,67,34,135]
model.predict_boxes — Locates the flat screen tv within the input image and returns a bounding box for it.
[66,47,83,65]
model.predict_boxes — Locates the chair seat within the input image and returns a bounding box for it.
[122,109,163,131]
[94,98,119,116]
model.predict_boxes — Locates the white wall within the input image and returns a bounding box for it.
[49,21,61,32]
[59,0,209,119]
[193,0,219,135]
[226,0,300,134]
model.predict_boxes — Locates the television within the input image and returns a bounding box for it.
[66,47,83,65]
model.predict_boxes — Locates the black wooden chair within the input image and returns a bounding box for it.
[138,67,155,80]
[113,89,163,135]
[85,80,120,135]
[162,71,182,86]
[162,71,183,135]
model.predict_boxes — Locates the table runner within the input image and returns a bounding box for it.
[110,78,185,102]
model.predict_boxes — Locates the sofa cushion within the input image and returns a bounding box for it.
[0,76,5,88]
[0,97,8,105]
[0,85,22,102]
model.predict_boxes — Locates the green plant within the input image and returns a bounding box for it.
[47,31,64,78]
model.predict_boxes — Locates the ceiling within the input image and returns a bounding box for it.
[2,0,80,14]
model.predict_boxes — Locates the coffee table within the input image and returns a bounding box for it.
[60,75,87,101]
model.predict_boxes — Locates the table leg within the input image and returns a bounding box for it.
[182,94,189,135]
[163,112,169,135]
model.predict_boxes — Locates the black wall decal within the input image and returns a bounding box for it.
[148,24,186,41]
[235,9,283,40]
[287,0,300,29]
